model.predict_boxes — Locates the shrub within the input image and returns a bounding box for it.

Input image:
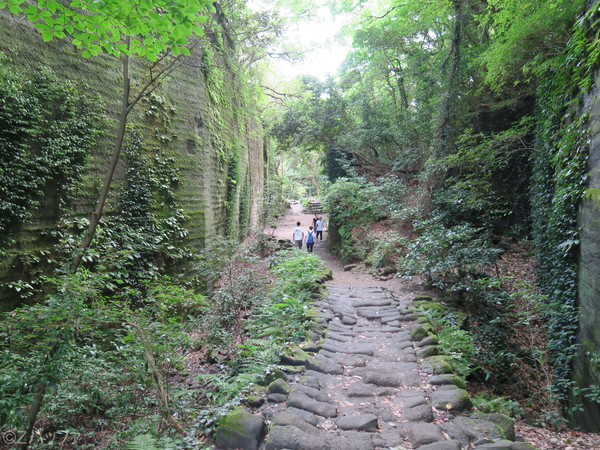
[323,177,385,260]
[399,217,501,290]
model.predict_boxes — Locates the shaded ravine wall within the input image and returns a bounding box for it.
[574,65,600,431]
[0,13,267,309]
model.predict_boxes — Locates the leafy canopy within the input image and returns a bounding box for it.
[0,0,215,59]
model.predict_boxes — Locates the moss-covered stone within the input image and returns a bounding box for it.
[267,378,291,395]
[281,365,305,374]
[429,374,466,389]
[417,345,441,358]
[413,300,446,312]
[280,346,311,366]
[305,308,321,319]
[474,413,516,441]
[422,355,454,374]
[318,267,333,282]
[410,325,433,341]
[214,406,266,450]
[244,395,265,408]
[263,367,288,384]
[430,388,473,412]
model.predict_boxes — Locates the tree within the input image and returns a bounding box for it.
[271,76,353,183]
[0,0,214,445]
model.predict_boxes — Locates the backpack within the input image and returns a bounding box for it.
[307,231,314,244]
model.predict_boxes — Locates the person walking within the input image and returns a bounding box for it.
[306,226,315,252]
[315,217,324,241]
[292,222,304,248]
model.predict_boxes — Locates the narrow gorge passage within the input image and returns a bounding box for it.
[257,204,529,449]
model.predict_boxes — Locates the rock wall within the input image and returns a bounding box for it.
[0,13,267,309]
[573,66,600,431]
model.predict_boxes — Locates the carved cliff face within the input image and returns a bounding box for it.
[574,68,600,432]
[0,14,267,310]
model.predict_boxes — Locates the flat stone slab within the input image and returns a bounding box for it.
[418,440,461,450]
[346,382,376,397]
[322,341,378,355]
[397,392,427,408]
[268,393,288,403]
[271,411,319,433]
[265,425,330,450]
[320,351,367,367]
[326,331,354,342]
[349,368,405,387]
[403,422,445,447]
[352,300,392,307]
[306,356,345,375]
[292,384,331,403]
[405,404,434,422]
[335,414,378,431]
[286,407,319,425]
[341,315,357,325]
[287,390,337,418]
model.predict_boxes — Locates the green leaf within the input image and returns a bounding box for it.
[41,30,54,42]
[8,3,21,14]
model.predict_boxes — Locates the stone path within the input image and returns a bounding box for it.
[215,203,534,449]
[259,284,532,450]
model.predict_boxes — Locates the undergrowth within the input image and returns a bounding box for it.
[0,232,326,448]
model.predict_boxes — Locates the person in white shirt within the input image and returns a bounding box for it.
[315,217,324,241]
[292,222,304,248]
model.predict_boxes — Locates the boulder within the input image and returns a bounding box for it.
[267,378,291,395]
[214,407,266,450]
[430,388,473,412]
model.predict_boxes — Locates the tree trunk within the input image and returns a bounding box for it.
[70,52,132,274]
[437,0,464,157]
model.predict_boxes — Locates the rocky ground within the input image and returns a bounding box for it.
[213,202,599,449]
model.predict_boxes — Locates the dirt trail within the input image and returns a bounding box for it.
[268,202,402,288]
[256,202,533,449]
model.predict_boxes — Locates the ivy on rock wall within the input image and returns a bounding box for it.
[530,2,600,427]
[0,0,271,307]
[0,62,106,240]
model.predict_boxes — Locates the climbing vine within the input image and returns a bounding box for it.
[530,3,599,401]
[0,61,106,240]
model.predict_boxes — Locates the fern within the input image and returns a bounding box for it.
[126,433,162,450]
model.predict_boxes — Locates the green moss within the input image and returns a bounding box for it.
[216,406,249,437]
[410,325,433,341]
[422,355,454,374]
[280,347,310,366]
[413,300,446,312]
